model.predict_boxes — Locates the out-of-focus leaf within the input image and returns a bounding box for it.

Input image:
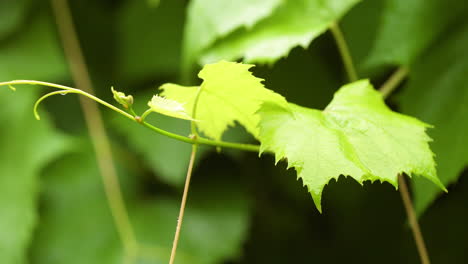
[400,23,468,215]
[0,10,69,262]
[0,14,68,81]
[0,89,69,263]
[31,149,250,264]
[115,0,186,83]
[340,0,385,75]
[182,0,283,74]
[365,0,468,67]
[0,0,30,40]
[30,149,123,264]
[252,37,342,109]
[147,0,161,8]
[162,61,288,140]
[199,0,360,65]
[258,80,443,211]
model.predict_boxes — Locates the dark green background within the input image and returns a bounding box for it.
[0,0,467,263]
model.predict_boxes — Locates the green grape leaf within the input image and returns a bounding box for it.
[198,0,360,65]
[0,89,69,263]
[147,95,195,121]
[31,147,250,264]
[182,0,283,74]
[258,80,444,212]
[111,87,134,109]
[365,0,468,67]
[400,23,468,215]
[161,61,288,140]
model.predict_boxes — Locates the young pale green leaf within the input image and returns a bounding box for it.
[400,23,468,215]
[182,0,282,75]
[365,0,468,67]
[199,0,360,65]
[161,61,288,140]
[147,95,195,121]
[258,80,445,212]
[111,87,133,109]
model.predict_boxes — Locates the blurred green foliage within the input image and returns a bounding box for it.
[0,0,467,263]
[401,22,468,215]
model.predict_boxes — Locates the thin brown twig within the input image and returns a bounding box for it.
[380,67,409,98]
[50,0,137,257]
[169,144,198,264]
[330,22,358,82]
[169,83,203,264]
[398,175,431,264]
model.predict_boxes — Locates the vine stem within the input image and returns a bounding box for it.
[330,22,358,82]
[330,22,430,264]
[49,0,138,258]
[169,83,203,263]
[398,175,430,264]
[0,80,261,153]
[169,144,198,264]
[380,67,410,98]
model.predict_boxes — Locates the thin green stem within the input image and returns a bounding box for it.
[398,175,431,264]
[380,67,410,98]
[2,80,134,118]
[128,106,138,117]
[0,80,261,153]
[140,108,153,122]
[34,90,75,120]
[169,144,198,264]
[330,22,358,82]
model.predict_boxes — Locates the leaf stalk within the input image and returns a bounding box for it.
[380,67,410,98]
[398,175,431,264]
[330,22,358,82]
[169,144,198,264]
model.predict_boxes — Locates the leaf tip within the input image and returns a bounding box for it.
[312,194,323,214]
